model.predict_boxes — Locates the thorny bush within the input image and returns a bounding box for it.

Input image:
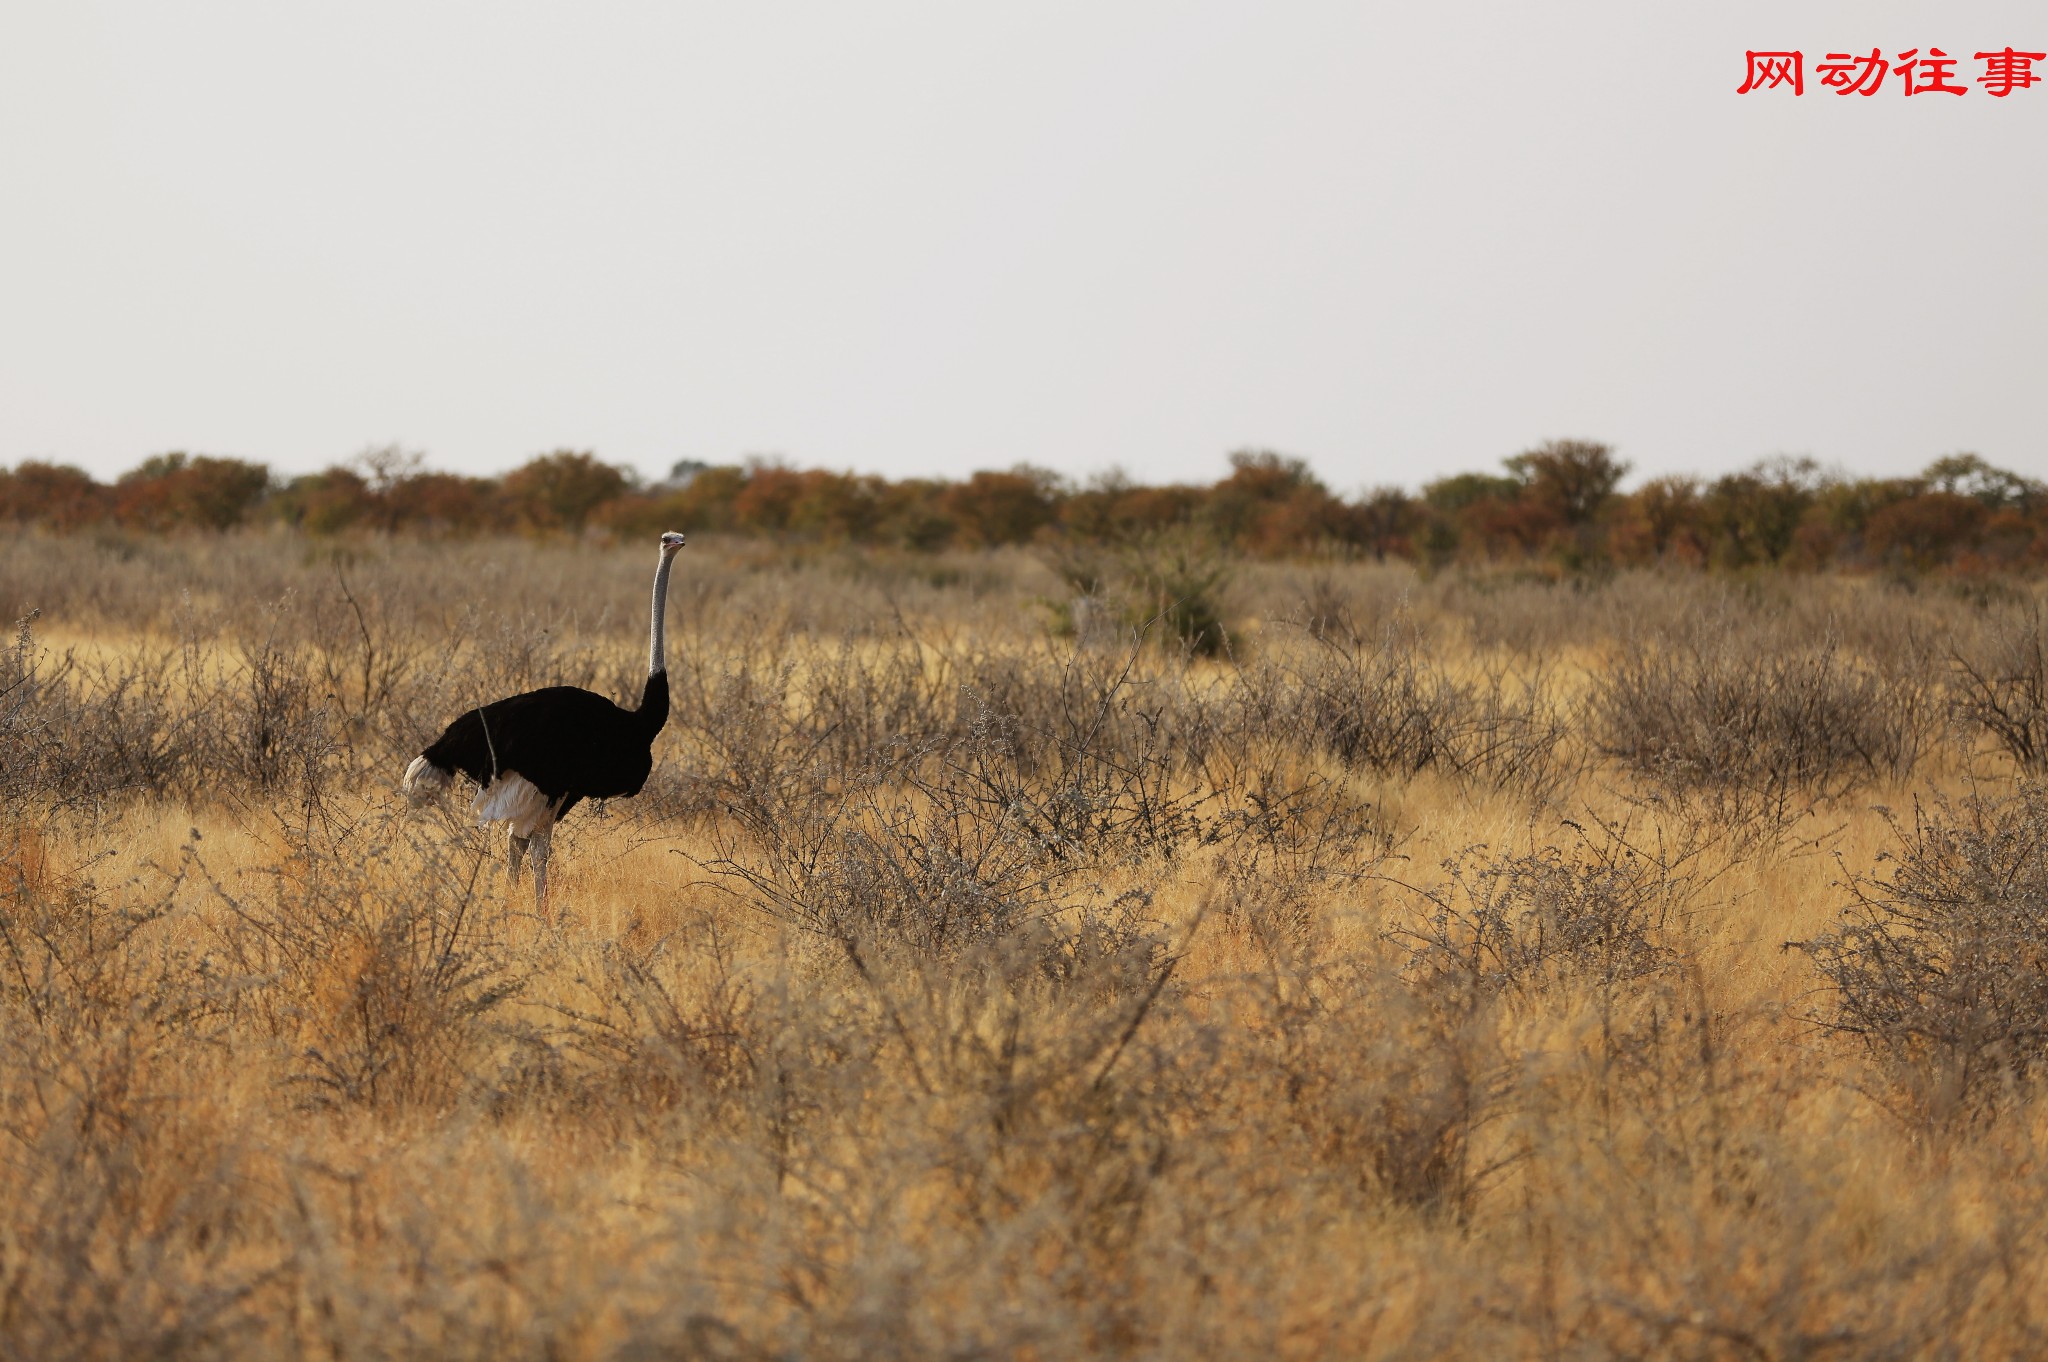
[1950,602,2048,771]
[1811,781,2048,1122]
[1394,815,1718,1003]
[1596,604,1935,836]
[1239,609,1579,803]
[194,800,526,1110]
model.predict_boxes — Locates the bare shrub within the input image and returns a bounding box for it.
[552,911,764,1135]
[0,611,59,812]
[1395,816,1711,1001]
[709,764,1075,959]
[949,656,1224,860]
[1810,782,2048,1121]
[197,805,522,1110]
[1452,658,1583,803]
[1441,570,1617,654]
[217,609,339,791]
[0,820,218,1063]
[308,558,435,746]
[1,614,196,805]
[1235,933,1512,1222]
[1478,993,2002,1362]
[1232,557,1418,635]
[887,900,1189,1229]
[696,681,1200,970]
[1267,615,1463,775]
[684,631,1226,897]
[1210,846,1329,952]
[0,795,265,1359]
[563,854,1193,1283]
[1596,608,1934,832]
[1951,602,2048,770]
[0,1026,270,1361]
[3,603,343,804]
[1238,612,1579,802]
[1304,817,1728,1221]
[0,857,182,1046]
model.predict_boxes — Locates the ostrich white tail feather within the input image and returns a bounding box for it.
[402,755,451,804]
[472,773,556,837]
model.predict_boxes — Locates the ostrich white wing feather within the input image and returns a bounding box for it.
[472,773,555,836]
[401,755,451,803]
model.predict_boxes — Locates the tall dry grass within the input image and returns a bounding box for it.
[4,529,2048,1358]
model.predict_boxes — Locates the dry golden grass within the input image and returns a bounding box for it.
[4,531,2048,1358]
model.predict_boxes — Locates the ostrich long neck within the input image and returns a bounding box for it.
[648,551,676,677]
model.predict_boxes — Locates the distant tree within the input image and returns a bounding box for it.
[1422,471,1522,515]
[339,444,426,530]
[1704,457,1828,568]
[1462,494,1562,559]
[1923,453,2042,510]
[275,467,375,533]
[502,450,632,531]
[1200,451,1372,556]
[1499,438,1630,567]
[878,478,957,550]
[16,437,2044,578]
[1978,508,2046,569]
[1244,485,1359,557]
[1415,514,1461,572]
[1114,485,1206,535]
[1060,467,1136,542]
[703,465,894,543]
[1866,492,1989,570]
[1619,476,1704,564]
[1355,486,1418,563]
[0,462,109,529]
[1205,450,1322,549]
[115,452,271,530]
[732,461,808,534]
[1064,468,1205,543]
[942,466,1062,547]
[355,444,425,494]
[1505,438,1630,528]
[1803,477,1919,563]
[666,465,748,531]
[390,472,504,532]
[791,471,894,542]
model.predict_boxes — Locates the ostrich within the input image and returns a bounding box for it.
[401,530,686,908]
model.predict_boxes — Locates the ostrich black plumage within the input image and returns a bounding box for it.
[402,530,686,907]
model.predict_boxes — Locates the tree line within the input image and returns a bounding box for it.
[2,440,2042,573]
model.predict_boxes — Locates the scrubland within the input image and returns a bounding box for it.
[4,529,2048,1360]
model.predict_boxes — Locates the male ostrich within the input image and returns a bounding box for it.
[402,530,686,907]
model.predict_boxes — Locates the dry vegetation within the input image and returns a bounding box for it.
[5,528,2048,1359]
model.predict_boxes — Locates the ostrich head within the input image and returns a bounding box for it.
[660,530,686,556]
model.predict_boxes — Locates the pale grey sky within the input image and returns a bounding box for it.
[2,1,2042,491]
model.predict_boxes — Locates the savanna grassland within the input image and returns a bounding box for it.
[5,529,2048,1360]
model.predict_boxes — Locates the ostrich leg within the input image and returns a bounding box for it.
[509,834,530,885]
[530,827,554,913]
